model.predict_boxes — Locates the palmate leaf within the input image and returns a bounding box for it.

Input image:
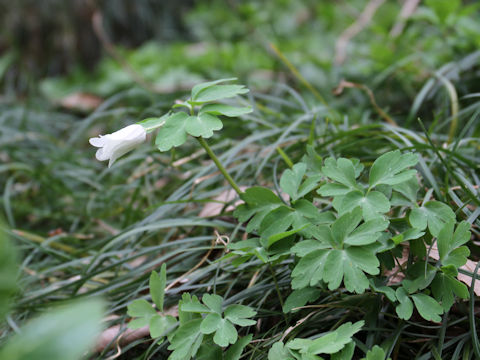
[437,220,471,268]
[335,190,390,221]
[411,293,443,322]
[401,261,436,294]
[234,187,283,232]
[368,150,418,188]
[432,272,469,311]
[167,318,204,360]
[280,162,322,201]
[224,335,253,360]
[282,288,322,313]
[149,315,177,338]
[268,342,295,360]
[361,345,391,360]
[185,113,223,138]
[181,293,256,348]
[291,246,380,293]
[190,78,249,104]
[156,112,189,151]
[287,321,364,355]
[409,200,456,237]
[320,158,358,192]
[127,299,157,329]
[395,287,413,320]
[291,209,384,293]
[191,78,238,99]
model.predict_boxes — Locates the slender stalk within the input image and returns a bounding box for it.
[196,137,243,196]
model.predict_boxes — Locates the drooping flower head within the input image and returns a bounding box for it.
[89,124,146,167]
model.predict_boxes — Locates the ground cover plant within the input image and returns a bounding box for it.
[1,0,480,359]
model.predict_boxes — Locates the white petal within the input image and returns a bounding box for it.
[95,148,110,161]
[109,124,146,141]
[89,136,106,147]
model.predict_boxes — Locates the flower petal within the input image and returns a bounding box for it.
[95,148,110,161]
[109,124,146,141]
[89,136,106,147]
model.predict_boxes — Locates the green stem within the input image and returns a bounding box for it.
[196,137,243,196]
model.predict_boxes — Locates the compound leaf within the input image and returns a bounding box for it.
[409,201,455,237]
[156,112,189,151]
[185,113,223,138]
[411,293,443,322]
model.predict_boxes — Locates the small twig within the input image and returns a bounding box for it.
[165,236,216,292]
[333,80,397,126]
[280,311,318,342]
[335,0,385,65]
[390,0,421,37]
[269,43,327,105]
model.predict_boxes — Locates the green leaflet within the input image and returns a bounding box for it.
[291,208,384,293]
[127,299,158,329]
[336,190,390,220]
[185,113,223,138]
[191,78,238,99]
[234,187,283,232]
[199,104,252,117]
[189,78,249,104]
[432,272,469,311]
[156,112,189,151]
[369,150,418,188]
[287,321,364,355]
[150,264,167,312]
[395,287,413,320]
[280,162,322,201]
[437,220,471,268]
[283,288,322,313]
[409,200,456,237]
[321,157,358,189]
[411,293,443,322]
[268,342,296,360]
[167,318,204,360]
[361,345,391,360]
[138,113,169,132]
[181,293,256,348]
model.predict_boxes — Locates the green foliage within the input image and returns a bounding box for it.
[0,299,104,360]
[150,264,167,312]
[155,78,251,151]
[5,3,480,355]
[270,321,363,359]
[409,201,456,237]
[361,345,391,360]
[0,224,18,322]
[180,293,256,347]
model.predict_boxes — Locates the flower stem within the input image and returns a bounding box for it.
[196,137,243,196]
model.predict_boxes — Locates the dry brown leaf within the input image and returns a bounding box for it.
[198,187,247,218]
[385,245,409,285]
[95,306,178,353]
[59,92,102,112]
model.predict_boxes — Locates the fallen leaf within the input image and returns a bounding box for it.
[59,92,103,112]
[199,187,247,218]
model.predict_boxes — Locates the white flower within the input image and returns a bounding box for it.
[89,124,146,167]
